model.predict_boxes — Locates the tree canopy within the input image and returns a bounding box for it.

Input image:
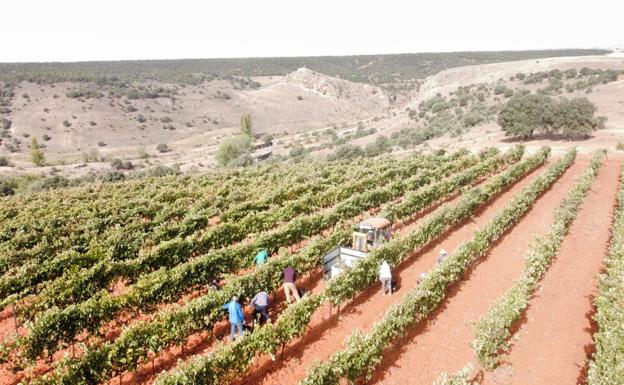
[498,94,603,139]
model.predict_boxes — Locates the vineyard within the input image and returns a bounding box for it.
[0,147,622,385]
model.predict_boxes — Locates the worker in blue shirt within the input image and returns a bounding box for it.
[221,295,245,340]
[254,249,269,267]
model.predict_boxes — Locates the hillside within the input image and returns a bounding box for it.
[0,50,623,185]
[0,49,608,88]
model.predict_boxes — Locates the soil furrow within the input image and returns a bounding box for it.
[481,158,621,385]
[234,160,553,385]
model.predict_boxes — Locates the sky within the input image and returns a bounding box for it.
[1,0,622,63]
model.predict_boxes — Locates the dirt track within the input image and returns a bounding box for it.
[234,159,553,385]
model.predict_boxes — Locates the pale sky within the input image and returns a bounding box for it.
[1,0,622,63]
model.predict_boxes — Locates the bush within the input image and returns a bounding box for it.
[28,176,70,191]
[230,153,253,167]
[215,135,251,166]
[156,143,170,153]
[42,134,51,141]
[494,84,507,95]
[327,144,364,161]
[111,158,134,170]
[130,165,180,178]
[99,171,125,182]
[0,117,11,130]
[0,182,14,197]
[463,111,486,128]
[365,135,390,157]
[82,149,101,163]
[240,114,253,137]
[30,138,46,166]
[616,143,624,151]
[288,145,306,158]
[0,156,10,167]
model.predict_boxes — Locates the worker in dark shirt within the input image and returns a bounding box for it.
[282,266,301,303]
[251,290,270,324]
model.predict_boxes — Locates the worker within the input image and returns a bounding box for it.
[208,279,221,291]
[283,266,301,303]
[379,260,392,296]
[251,290,270,324]
[254,249,269,267]
[437,249,448,265]
[221,295,245,341]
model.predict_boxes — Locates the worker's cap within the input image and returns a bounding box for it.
[440,249,448,255]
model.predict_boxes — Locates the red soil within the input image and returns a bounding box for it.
[481,158,621,385]
[112,167,492,385]
[234,161,552,385]
[359,157,592,385]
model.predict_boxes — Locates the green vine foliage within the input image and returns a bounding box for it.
[17,152,474,364]
[28,150,496,384]
[152,146,538,385]
[0,156,397,308]
[587,162,624,385]
[298,148,575,385]
[471,149,605,369]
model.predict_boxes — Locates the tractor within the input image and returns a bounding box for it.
[323,217,392,280]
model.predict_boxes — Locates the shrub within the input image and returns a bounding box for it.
[0,117,11,130]
[327,144,364,161]
[62,120,71,127]
[82,149,101,163]
[297,95,304,100]
[215,135,251,166]
[240,114,253,137]
[0,156,10,167]
[565,68,578,79]
[364,135,390,157]
[42,134,51,141]
[156,143,170,153]
[616,142,624,151]
[230,153,253,167]
[28,175,71,191]
[111,158,134,170]
[130,165,180,178]
[30,138,46,166]
[99,171,125,182]
[494,84,507,95]
[89,121,97,126]
[0,182,14,196]
[97,141,107,147]
[160,116,172,123]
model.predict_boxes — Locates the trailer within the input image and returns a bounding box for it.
[323,217,392,280]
